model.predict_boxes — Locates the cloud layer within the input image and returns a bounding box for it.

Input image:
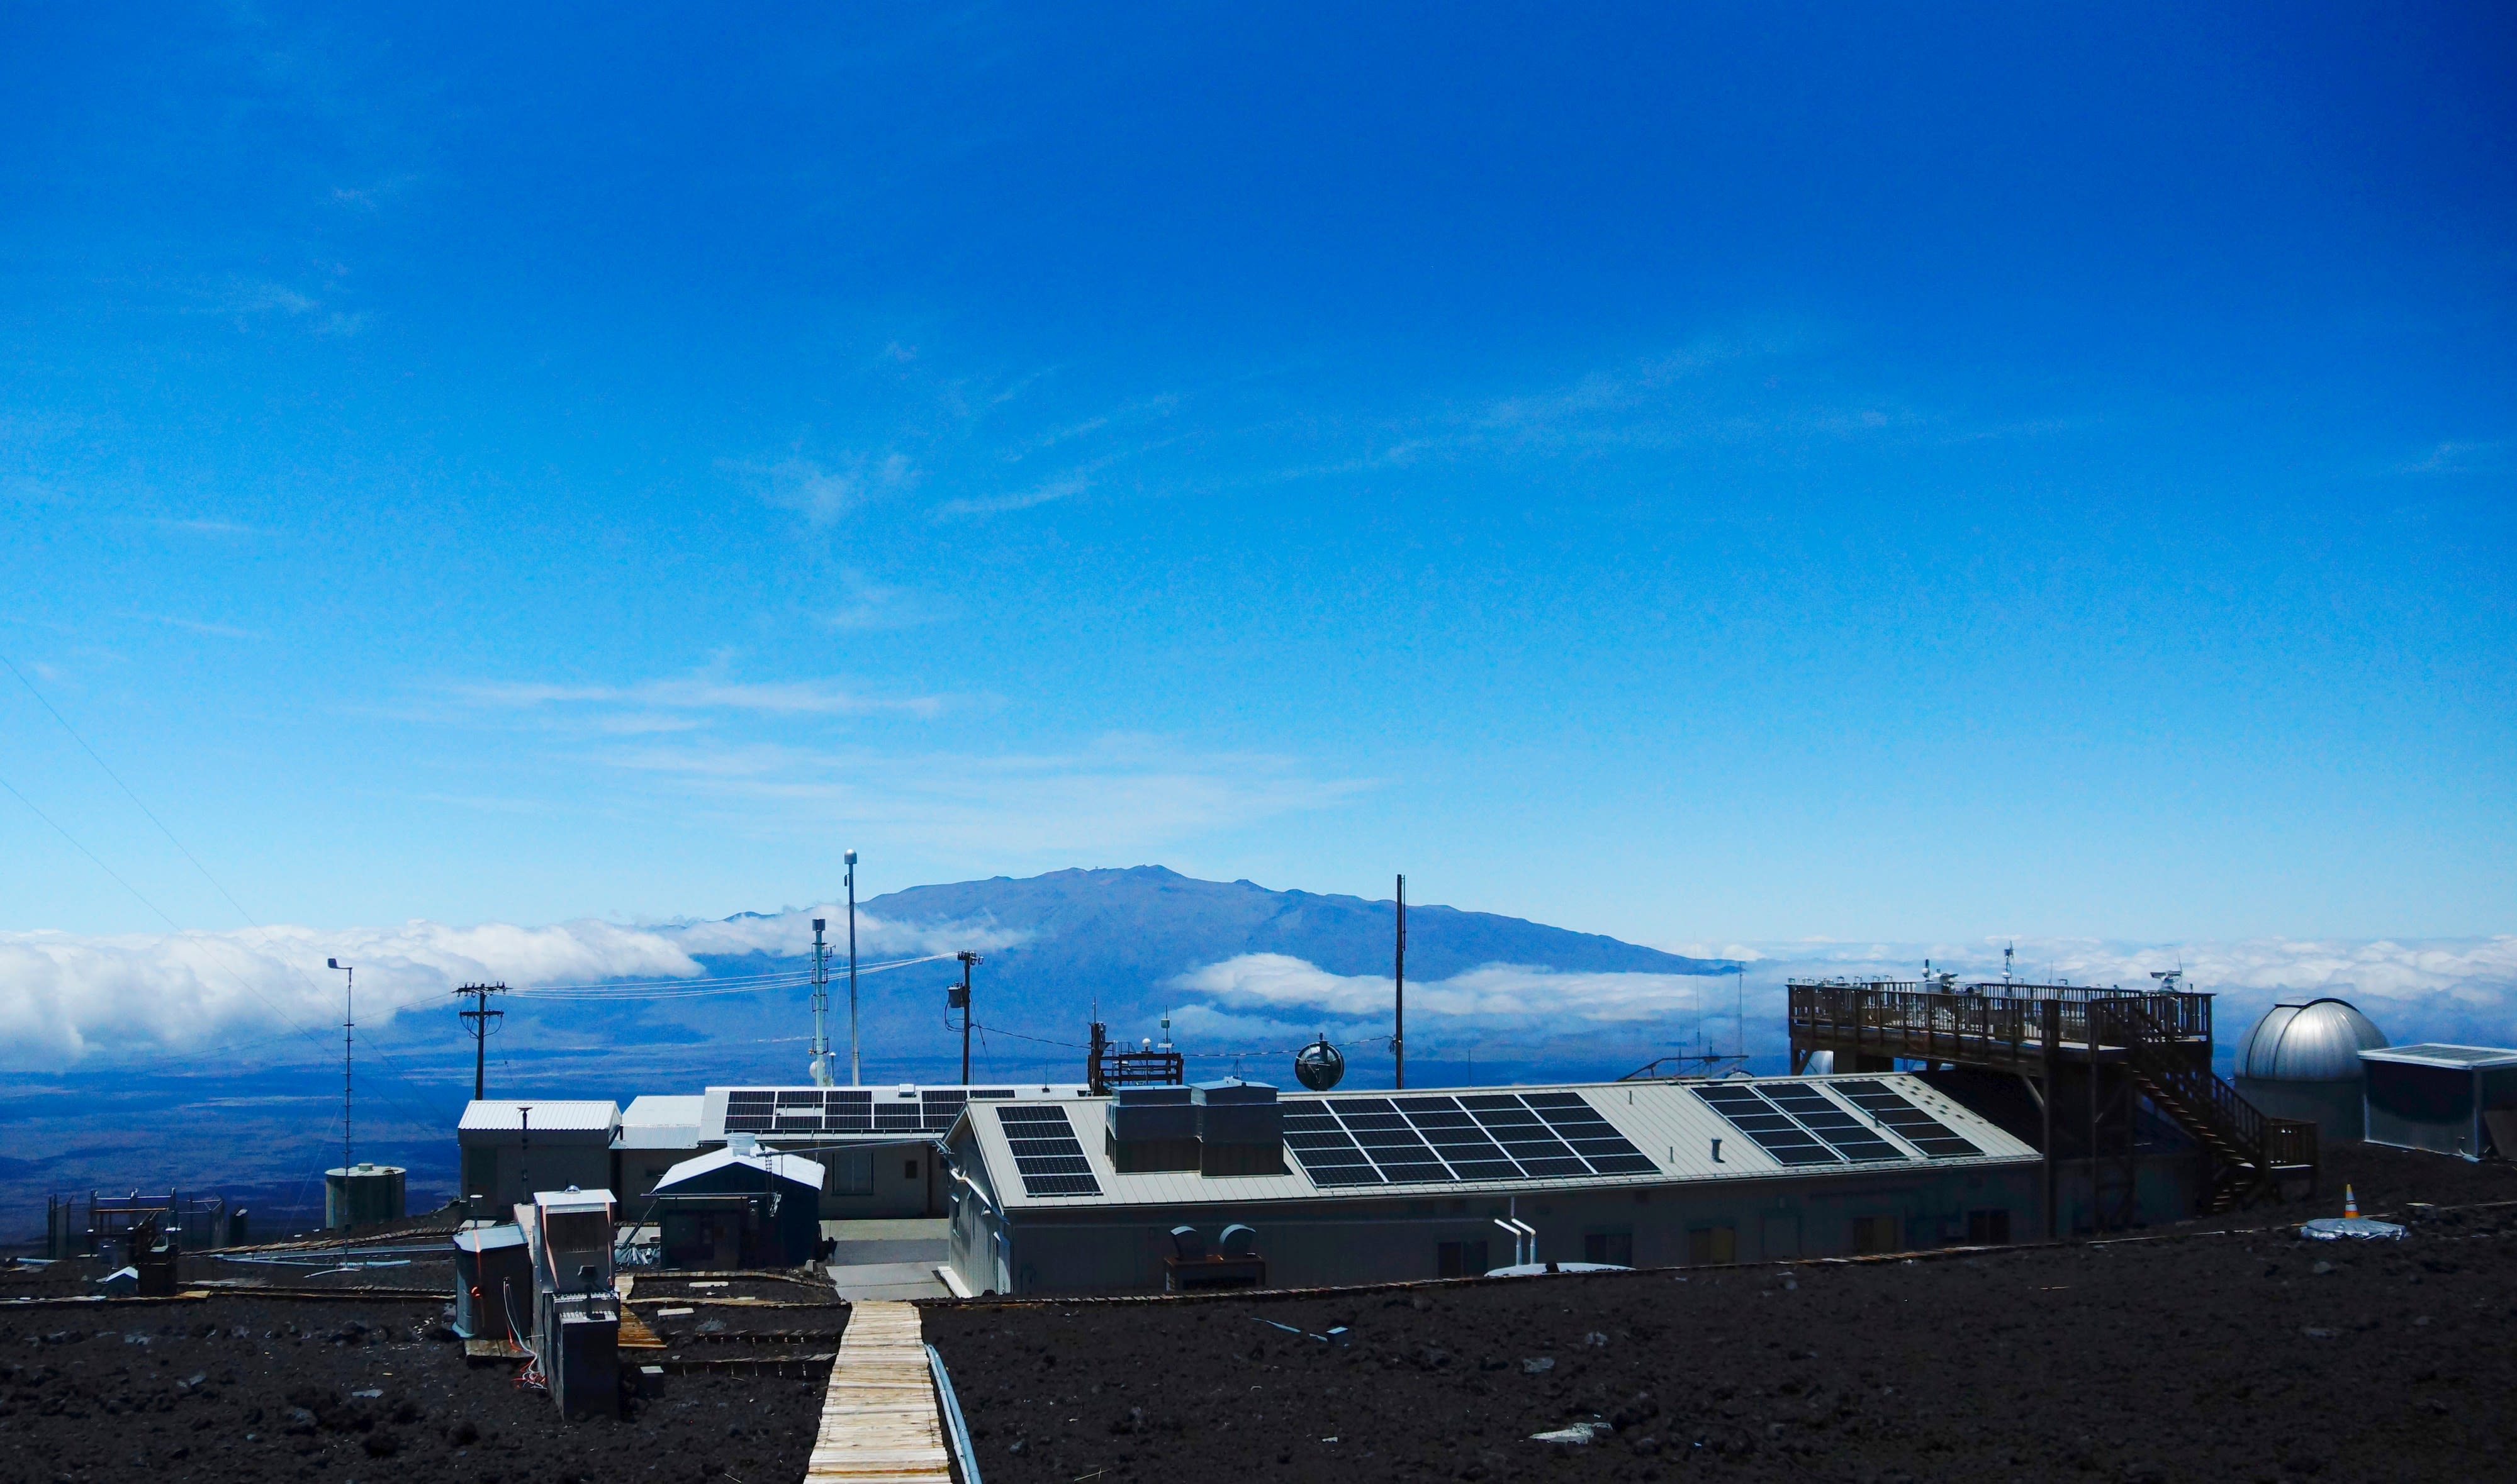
[1163,935,2517,1057]
[7,913,2508,1073]
[0,908,1028,1068]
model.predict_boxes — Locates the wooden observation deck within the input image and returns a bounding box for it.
[1788,979,2318,1230]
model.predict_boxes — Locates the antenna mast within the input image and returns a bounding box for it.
[845,850,860,1086]
[327,958,354,1173]
[809,918,832,1085]
[1393,874,1406,1090]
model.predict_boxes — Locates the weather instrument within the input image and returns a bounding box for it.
[1294,1034,1346,1091]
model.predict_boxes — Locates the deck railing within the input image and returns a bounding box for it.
[1786,983,2213,1059]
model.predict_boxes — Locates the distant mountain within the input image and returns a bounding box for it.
[663,866,1733,1068]
[856,865,1717,984]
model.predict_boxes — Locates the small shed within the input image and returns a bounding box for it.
[651,1141,824,1269]
[2362,1044,2517,1160]
[449,1222,531,1342]
[457,1100,620,1210]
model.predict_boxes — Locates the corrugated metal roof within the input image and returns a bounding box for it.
[656,1146,824,1190]
[963,1074,2036,1212]
[457,1099,620,1134]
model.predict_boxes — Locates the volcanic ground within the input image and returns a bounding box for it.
[4,1143,2513,1484]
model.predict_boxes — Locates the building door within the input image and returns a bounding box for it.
[1759,1213,1800,1259]
[1437,1239,1490,1278]
[1581,1231,1633,1266]
[1686,1225,1736,1264]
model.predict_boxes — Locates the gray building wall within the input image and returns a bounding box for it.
[2234,1077,2365,1141]
[945,1140,2039,1297]
[457,1135,615,1212]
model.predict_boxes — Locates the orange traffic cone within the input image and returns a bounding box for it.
[2343,1185,2359,1219]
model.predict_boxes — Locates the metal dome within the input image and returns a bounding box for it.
[2234,998,2388,1082]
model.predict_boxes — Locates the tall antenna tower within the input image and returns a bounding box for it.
[327,958,354,1171]
[1392,874,1407,1090]
[808,918,833,1085]
[845,849,860,1086]
[1734,963,1746,1065]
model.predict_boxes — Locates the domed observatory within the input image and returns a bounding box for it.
[2233,998,2389,1139]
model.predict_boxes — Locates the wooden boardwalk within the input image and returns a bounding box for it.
[804,1299,953,1483]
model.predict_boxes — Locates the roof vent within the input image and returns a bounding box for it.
[1219,1223,1257,1258]
[1169,1225,1205,1261]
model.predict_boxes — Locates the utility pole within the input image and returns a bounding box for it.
[327,957,352,1251]
[953,951,982,1084]
[808,918,832,1086]
[327,958,354,1172]
[454,982,507,1101]
[845,849,860,1086]
[1393,874,1406,1090]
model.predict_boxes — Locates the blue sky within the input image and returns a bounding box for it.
[3,3,2511,949]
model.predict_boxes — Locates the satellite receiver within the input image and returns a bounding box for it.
[1294,1034,1345,1091]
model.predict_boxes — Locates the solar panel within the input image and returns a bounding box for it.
[1830,1080,1983,1159]
[995,1105,1102,1197]
[1691,1084,1845,1165]
[776,1090,823,1108]
[1759,1083,1907,1163]
[1277,1091,1661,1186]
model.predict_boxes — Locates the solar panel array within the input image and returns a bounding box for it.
[1693,1080,1983,1165]
[1281,1091,1661,1187]
[1830,1080,1983,1158]
[722,1086,1011,1135]
[995,1105,1101,1197]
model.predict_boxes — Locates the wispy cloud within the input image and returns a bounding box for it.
[821,573,950,632]
[454,671,950,719]
[590,734,1371,855]
[2392,440,2504,476]
[734,452,920,526]
[934,473,1090,518]
[147,516,264,537]
[123,611,265,640]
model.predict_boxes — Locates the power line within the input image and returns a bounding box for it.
[0,765,453,1134]
[1,651,260,927]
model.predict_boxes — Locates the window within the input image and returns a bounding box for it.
[1582,1231,1634,1266]
[1437,1239,1490,1278]
[903,1158,921,1180]
[1966,1208,2011,1245]
[1851,1213,1900,1255]
[822,1150,874,1197]
[1686,1225,1735,1265]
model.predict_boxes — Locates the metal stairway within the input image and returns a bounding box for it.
[2091,996,2318,1212]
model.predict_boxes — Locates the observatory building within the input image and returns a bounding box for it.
[2231,998,2389,1139]
[940,1073,2039,1297]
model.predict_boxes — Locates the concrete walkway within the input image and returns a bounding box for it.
[824,1217,951,1300]
[829,1259,951,1300]
[804,1299,953,1482]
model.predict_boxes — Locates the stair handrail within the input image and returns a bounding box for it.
[2091,995,2313,1181]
